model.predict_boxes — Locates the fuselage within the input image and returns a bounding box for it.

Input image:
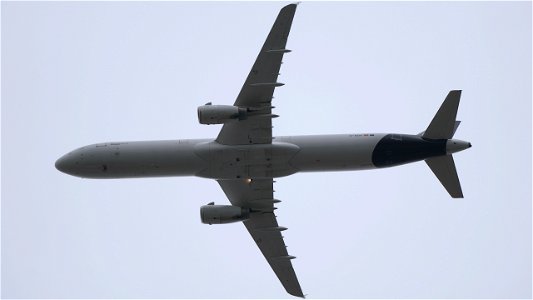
[55,133,469,179]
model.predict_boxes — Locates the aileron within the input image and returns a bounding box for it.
[218,179,304,297]
[216,4,297,145]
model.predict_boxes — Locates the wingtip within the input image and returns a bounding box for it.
[288,291,305,298]
[286,285,305,298]
[283,3,299,10]
[450,89,462,95]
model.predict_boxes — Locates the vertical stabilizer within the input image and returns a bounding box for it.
[423,90,461,139]
[425,155,463,198]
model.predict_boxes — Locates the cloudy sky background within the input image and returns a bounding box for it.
[2,1,531,298]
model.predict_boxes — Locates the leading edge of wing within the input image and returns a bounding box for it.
[244,212,305,298]
[216,4,297,145]
[217,179,304,298]
[234,3,297,108]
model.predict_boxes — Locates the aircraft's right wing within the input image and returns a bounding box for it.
[217,179,304,298]
[216,4,297,145]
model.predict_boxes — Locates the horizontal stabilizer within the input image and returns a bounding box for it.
[423,90,461,139]
[419,120,461,137]
[425,155,463,198]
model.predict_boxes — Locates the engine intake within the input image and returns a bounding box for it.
[200,204,250,224]
[197,104,246,125]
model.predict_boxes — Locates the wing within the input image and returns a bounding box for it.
[216,4,297,145]
[217,179,304,298]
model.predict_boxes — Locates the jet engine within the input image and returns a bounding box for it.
[200,203,250,224]
[197,103,246,125]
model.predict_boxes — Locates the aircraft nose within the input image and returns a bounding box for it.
[55,154,75,175]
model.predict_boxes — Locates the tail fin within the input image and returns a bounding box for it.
[425,155,463,198]
[418,120,461,137]
[423,90,461,139]
[423,90,466,198]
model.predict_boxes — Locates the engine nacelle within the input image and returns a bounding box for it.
[197,104,246,125]
[200,204,250,224]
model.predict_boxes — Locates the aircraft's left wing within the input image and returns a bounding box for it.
[217,179,304,298]
[216,4,297,145]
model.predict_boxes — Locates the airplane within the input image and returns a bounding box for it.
[55,3,471,298]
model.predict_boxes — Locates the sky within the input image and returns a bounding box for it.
[1,1,531,299]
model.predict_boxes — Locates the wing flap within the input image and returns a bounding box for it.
[244,212,304,298]
[216,4,297,145]
[217,179,304,297]
[234,4,296,108]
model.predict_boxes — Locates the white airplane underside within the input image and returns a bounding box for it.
[56,4,471,298]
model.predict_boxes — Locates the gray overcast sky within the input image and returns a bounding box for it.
[2,1,531,298]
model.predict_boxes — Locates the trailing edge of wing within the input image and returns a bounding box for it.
[217,179,304,297]
[216,4,297,145]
